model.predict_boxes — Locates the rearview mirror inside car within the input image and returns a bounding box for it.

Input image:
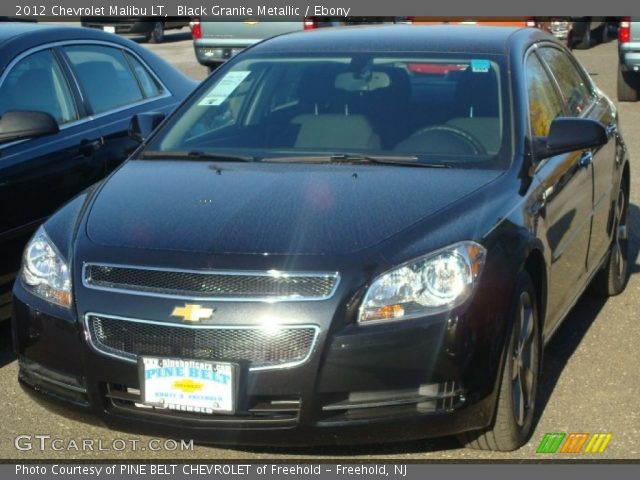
[129,112,166,143]
[0,110,59,144]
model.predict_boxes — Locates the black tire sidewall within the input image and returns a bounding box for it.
[496,271,541,448]
[608,188,630,294]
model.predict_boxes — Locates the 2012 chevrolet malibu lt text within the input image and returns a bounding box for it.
[12,26,630,451]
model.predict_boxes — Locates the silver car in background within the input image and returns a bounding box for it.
[191,19,303,71]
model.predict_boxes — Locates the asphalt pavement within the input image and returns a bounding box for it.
[0,29,638,460]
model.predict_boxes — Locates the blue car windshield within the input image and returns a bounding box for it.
[146,53,511,168]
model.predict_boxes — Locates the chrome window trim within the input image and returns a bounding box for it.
[83,312,321,372]
[82,262,341,303]
[0,39,172,131]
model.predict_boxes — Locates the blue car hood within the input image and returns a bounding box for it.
[86,160,501,255]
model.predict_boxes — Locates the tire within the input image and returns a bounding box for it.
[591,186,630,296]
[458,271,541,451]
[596,23,608,44]
[617,63,640,103]
[149,22,165,44]
[574,22,592,49]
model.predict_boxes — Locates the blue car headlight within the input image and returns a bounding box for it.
[20,226,72,308]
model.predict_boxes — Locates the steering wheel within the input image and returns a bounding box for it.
[396,125,487,155]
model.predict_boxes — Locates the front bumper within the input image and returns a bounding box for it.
[194,45,247,66]
[12,265,509,446]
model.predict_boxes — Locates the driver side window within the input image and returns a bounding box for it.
[526,53,564,137]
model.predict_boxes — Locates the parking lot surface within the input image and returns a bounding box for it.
[0,28,639,459]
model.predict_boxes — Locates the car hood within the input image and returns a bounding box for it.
[86,160,502,255]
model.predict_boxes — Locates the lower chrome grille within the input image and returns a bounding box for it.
[86,315,319,370]
[319,382,465,423]
[105,384,301,425]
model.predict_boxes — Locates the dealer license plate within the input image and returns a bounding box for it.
[103,26,116,33]
[139,357,235,414]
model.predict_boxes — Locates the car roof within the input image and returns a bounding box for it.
[0,23,137,67]
[249,24,550,57]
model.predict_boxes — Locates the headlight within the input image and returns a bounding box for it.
[20,226,72,308]
[358,241,486,324]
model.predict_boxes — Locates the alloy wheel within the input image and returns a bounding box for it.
[613,189,629,282]
[511,291,537,427]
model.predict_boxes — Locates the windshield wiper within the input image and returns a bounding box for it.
[331,154,452,168]
[264,153,452,168]
[139,150,256,162]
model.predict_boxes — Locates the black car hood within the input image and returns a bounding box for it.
[86,160,502,255]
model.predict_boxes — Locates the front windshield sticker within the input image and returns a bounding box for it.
[470,59,491,73]
[198,71,251,106]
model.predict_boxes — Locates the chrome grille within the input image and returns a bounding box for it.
[83,264,339,301]
[86,315,319,370]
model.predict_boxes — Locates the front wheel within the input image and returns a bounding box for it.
[458,271,541,451]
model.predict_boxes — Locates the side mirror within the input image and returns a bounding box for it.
[534,117,608,161]
[0,110,59,144]
[129,112,165,143]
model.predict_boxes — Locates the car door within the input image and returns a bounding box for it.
[0,47,104,240]
[61,44,173,175]
[525,50,593,332]
[538,45,618,272]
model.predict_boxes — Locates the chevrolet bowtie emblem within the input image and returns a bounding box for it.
[172,378,204,393]
[171,304,214,322]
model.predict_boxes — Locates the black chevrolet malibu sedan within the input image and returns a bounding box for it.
[12,26,630,451]
[0,23,195,291]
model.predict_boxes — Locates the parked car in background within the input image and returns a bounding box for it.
[408,17,618,50]
[0,17,37,23]
[618,17,640,102]
[13,25,629,451]
[0,23,195,320]
[303,16,405,29]
[81,17,191,43]
[191,17,403,71]
[408,17,572,46]
[535,18,573,48]
[191,18,302,71]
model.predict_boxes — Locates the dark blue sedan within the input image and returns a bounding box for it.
[0,23,195,319]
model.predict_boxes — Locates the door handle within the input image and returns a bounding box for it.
[578,151,593,168]
[79,138,103,157]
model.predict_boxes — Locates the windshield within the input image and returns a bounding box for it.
[145,53,511,168]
